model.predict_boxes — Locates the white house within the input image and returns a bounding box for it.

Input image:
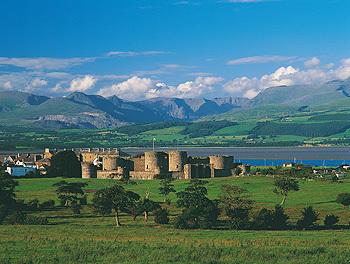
[6,165,36,177]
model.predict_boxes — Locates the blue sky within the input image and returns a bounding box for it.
[1,0,350,101]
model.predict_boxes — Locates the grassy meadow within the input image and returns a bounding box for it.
[2,176,350,263]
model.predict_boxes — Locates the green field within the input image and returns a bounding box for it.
[2,176,350,263]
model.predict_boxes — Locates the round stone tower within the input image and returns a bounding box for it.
[209,155,225,170]
[103,156,117,171]
[81,162,97,178]
[145,151,160,173]
[168,151,187,172]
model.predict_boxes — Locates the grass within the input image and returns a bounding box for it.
[3,176,350,263]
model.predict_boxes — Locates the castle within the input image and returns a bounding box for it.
[81,150,250,180]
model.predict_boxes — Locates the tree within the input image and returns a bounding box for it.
[158,177,176,203]
[47,150,81,178]
[175,179,220,229]
[335,193,350,208]
[297,206,319,229]
[273,177,299,205]
[324,214,339,227]
[0,170,19,208]
[52,180,88,206]
[92,184,140,227]
[138,198,161,222]
[91,195,111,219]
[154,208,169,224]
[219,184,253,229]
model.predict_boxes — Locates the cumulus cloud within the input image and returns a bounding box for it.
[224,58,350,98]
[227,55,296,65]
[24,78,48,92]
[67,75,97,92]
[0,57,93,70]
[304,57,320,68]
[3,81,12,89]
[97,76,155,100]
[97,76,223,100]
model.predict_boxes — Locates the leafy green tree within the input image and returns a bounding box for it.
[91,195,111,219]
[272,204,289,230]
[219,184,253,229]
[138,198,161,222]
[92,184,140,227]
[159,177,176,202]
[0,170,19,208]
[52,180,88,206]
[335,193,350,208]
[175,179,220,229]
[47,150,81,178]
[273,177,299,205]
[324,214,339,227]
[297,206,319,229]
[154,208,169,224]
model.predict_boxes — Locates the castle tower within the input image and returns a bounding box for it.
[209,155,226,170]
[103,156,117,171]
[144,151,168,174]
[168,151,187,172]
[81,162,97,178]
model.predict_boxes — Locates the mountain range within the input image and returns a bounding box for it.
[0,78,349,130]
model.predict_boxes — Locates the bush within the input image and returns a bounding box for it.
[39,200,55,209]
[26,199,39,211]
[154,208,169,224]
[0,204,10,224]
[173,215,190,229]
[71,202,82,214]
[4,211,27,225]
[324,214,339,227]
[79,196,88,205]
[24,215,48,225]
[297,206,319,229]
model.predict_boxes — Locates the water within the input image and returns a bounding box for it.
[1,147,349,167]
[121,146,350,167]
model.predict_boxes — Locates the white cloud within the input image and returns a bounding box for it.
[0,57,93,70]
[107,51,168,57]
[24,78,48,92]
[243,89,260,99]
[45,72,72,79]
[67,75,97,92]
[97,76,155,100]
[223,77,259,94]
[97,76,223,100]
[304,57,320,68]
[224,58,350,98]
[227,55,296,65]
[3,81,12,89]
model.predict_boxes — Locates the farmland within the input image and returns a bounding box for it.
[2,176,350,263]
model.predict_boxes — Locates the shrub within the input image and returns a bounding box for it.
[79,196,88,205]
[324,214,339,227]
[297,206,319,229]
[71,202,82,214]
[173,215,190,229]
[154,208,169,224]
[4,211,27,225]
[26,199,39,211]
[25,215,48,225]
[39,200,55,209]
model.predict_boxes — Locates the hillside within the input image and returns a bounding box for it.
[0,91,249,129]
